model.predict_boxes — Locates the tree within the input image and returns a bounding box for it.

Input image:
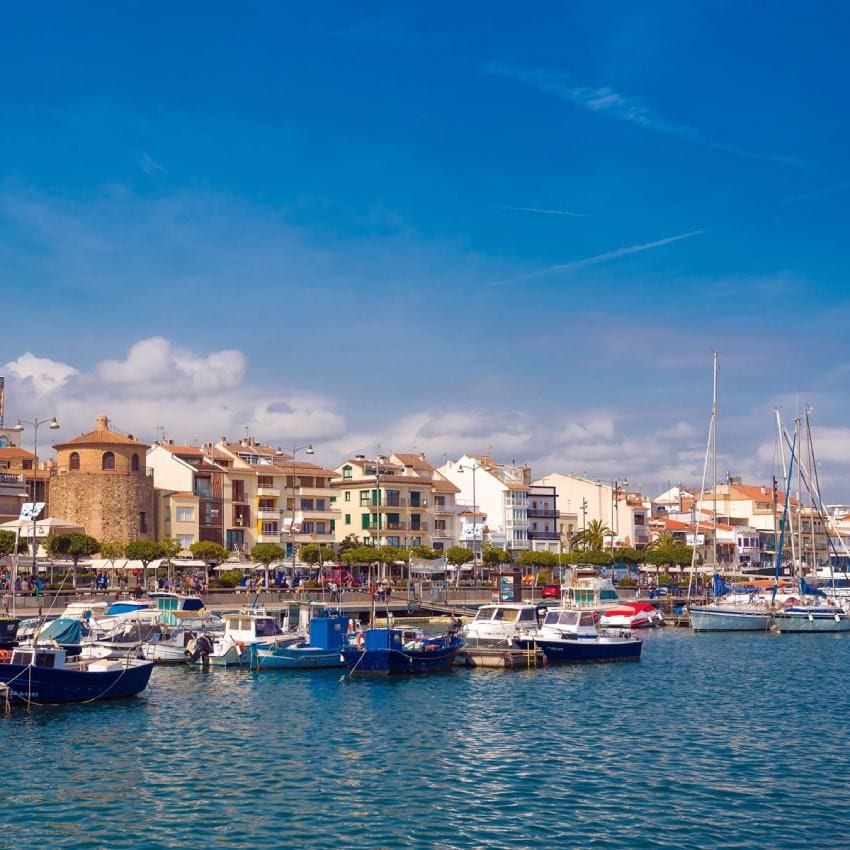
[190,541,229,564]
[159,538,181,561]
[125,539,165,589]
[566,549,614,566]
[611,547,642,565]
[340,546,378,566]
[250,543,285,568]
[646,532,676,551]
[446,546,474,567]
[299,544,335,567]
[409,545,438,560]
[571,519,614,551]
[0,530,27,558]
[482,544,510,567]
[48,532,101,588]
[517,550,559,569]
[338,534,361,554]
[99,540,125,561]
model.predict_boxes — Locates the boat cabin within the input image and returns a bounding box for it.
[541,609,600,637]
[11,646,66,669]
[469,604,539,628]
[223,611,286,642]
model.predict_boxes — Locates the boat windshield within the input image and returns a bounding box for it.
[254,618,284,637]
[544,611,579,627]
[474,607,496,621]
[494,608,520,622]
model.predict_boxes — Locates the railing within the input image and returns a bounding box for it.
[527,508,558,518]
[257,486,280,497]
[0,472,23,484]
[528,530,559,540]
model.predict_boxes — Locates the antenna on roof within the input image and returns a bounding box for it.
[156,425,167,443]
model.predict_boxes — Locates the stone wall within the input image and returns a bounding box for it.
[49,472,155,543]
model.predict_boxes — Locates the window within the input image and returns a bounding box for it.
[345,514,351,525]
[361,513,371,530]
[359,491,371,507]
[257,475,274,489]
[261,521,278,535]
[69,452,80,471]
[21,460,32,470]
[139,511,148,533]
[387,536,400,547]
[634,513,645,526]
[435,496,445,508]
[330,519,335,532]
[176,507,194,522]
[177,534,194,549]
[131,453,140,472]
[232,480,245,502]
[434,519,446,531]
[344,491,351,502]
[330,495,337,503]
[102,452,115,471]
[410,491,421,507]
[343,465,352,480]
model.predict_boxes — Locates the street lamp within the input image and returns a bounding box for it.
[611,477,628,546]
[13,416,60,576]
[457,459,482,572]
[281,443,314,569]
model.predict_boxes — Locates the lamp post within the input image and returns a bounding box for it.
[13,416,60,577]
[611,477,628,549]
[281,443,314,572]
[457,459,481,575]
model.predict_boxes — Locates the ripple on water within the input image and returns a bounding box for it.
[2,631,850,849]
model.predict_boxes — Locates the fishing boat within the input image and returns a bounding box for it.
[185,607,299,667]
[341,626,464,675]
[599,601,663,630]
[249,610,350,670]
[0,644,153,704]
[518,608,642,663]
[462,602,541,646]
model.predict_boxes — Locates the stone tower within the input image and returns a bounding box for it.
[49,414,155,543]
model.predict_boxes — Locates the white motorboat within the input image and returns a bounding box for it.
[772,603,850,633]
[462,602,541,646]
[687,603,772,632]
[186,607,300,667]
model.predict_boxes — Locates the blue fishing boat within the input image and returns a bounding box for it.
[518,608,642,663]
[0,645,154,704]
[342,627,464,675]
[249,610,350,670]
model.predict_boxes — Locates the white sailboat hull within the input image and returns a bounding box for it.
[688,605,772,632]
[772,608,850,633]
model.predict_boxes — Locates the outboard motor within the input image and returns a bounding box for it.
[185,634,214,667]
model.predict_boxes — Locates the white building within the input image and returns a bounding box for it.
[535,472,649,549]
[439,455,531,559]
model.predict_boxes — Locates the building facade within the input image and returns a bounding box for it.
[49,414,155,543]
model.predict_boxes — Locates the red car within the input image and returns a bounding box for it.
[541,584,561,599]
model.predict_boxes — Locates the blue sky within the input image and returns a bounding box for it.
[3,2,850,498]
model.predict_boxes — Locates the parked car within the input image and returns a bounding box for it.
[541,584,561,599]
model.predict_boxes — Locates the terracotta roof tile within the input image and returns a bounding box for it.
[55,429,148,449]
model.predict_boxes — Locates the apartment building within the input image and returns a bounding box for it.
[216,437,337,557]
[527,484,561,554]
[439,455,531,559]
[0,446,29,524]
[534,472,648,549]
[331,452,459,550]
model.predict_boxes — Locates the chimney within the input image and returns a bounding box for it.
[95,414,109,431]
[355,454,365,461]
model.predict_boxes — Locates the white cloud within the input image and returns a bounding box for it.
[97,337,245,394]
[5,352,79,396]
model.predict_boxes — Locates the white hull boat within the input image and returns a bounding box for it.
[772,606,850,633]
[688,605,772,632]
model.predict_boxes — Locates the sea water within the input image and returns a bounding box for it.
[3,629,849,849]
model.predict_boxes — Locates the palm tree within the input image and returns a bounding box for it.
[572,519,614,551]
[646,531,676,551]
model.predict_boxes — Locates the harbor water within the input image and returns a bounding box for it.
[3,629,850,849]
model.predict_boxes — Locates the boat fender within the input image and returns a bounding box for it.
[355,631,364,649]
[236,640,247,653]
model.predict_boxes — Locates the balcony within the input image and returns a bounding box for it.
[528,530,560,541]
[257,486,280,498]
[257,532,281,544]
[431,528,451,538]
[375,497,429,509]
[257,509,280,520]
[527,508,559,519]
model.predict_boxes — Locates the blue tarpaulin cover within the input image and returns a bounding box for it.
[38,617,83,646]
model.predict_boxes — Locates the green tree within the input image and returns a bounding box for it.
[49,532,101,588]
[445,546,474,567]
[299,544,335,566]
[159,538,181,560]
[611,547,642,565]
[571,519,614,551]
[250,542,285,567]
[517,550,559,569]
[481,544,510,567]
[125,538,166,589]
[646,532,676,551]
[566,549,614,566]
[409,545,438,560]
[0,529,27,558]
[190,541,229,564]
[338,534,361,554]
[99,540,125,561]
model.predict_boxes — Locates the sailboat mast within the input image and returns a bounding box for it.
[712,352,718,567]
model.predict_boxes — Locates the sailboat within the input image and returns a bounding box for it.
[687,354,773,632]
[771,409,850,634]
